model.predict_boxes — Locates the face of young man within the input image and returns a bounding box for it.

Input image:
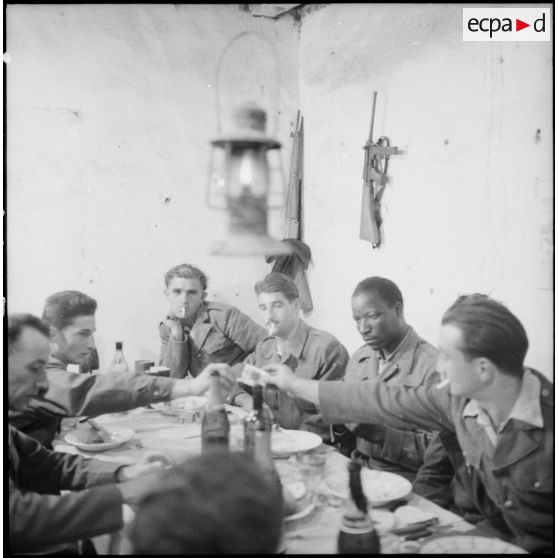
[257,292,300,338]
[9,327,50,410]
[52,314,97,365]
[437,323,484,398]
[165,277,206,323]
[351,292,404,354]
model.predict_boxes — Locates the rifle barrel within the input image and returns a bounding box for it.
[368,91,377,141]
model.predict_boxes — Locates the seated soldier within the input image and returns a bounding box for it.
[265,295,553,554]
[340,276,447,485]
[159,263,267,378]
[9,290,229,447]
[129,451,284,554]
[229,272,349,439]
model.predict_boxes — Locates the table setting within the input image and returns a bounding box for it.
[53,401,526,554]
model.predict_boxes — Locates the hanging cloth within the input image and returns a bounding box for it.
[266,239,313,316]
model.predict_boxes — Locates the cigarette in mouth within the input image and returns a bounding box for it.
[435,378,450,390]
[267,323,276,336]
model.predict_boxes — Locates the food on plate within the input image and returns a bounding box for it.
[394,505,436,528]
[72,426,106,445]
[325,468,411,505]
[239,364,271,387]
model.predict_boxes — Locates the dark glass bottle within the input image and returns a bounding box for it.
[201,370,230,453]
[337,462,381,554]
[108,341,129,373]
[244,383,273,455]
[244,384,283,514]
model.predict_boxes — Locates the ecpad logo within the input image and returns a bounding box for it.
[463,8,550,41]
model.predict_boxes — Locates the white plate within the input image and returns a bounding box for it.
[324,468,412,507]
[369,509,395,533]
[151,396,207,416]
[272,429,323,457]
[284,500,315,522]
[420,536,528,554]
[65,426,135,452]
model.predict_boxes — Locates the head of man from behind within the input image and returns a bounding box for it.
[254,272,301,338]
[438,295,528,399]
[164,263,208,325]
[351,277,408,355]
[41,290,97,366]
[129,451,283,554]
[8,314,50,411]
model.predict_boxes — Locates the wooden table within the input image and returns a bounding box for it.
[55,408,478,554]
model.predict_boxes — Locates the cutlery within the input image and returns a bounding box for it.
[87,418,113,440]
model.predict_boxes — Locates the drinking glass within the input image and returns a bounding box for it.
[296,448,328,506]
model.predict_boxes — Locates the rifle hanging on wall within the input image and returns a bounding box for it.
[360,92,400,248]
[266,110,313,315]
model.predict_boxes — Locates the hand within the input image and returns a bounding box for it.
[164,318,184,341]
[189,362,236,398]
[262,363,298,393]
[117,451,173,482]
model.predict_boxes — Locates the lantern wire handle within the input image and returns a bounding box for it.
[214,30,281,136]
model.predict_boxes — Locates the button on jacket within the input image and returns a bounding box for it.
[344,326,440,475]
[318,368,553,553]
[159,301,267,378]
[9,425,124,554]
[9,354,175,447]
[237,320,349,437]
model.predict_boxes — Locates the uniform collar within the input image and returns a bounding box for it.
[48,352,70,371]
[262,319,309,360]
[462,369,544,430]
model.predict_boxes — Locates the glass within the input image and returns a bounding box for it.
[295,448,328,506]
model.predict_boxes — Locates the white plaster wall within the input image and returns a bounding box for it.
[298,4,553,377]
[7,4,300,366]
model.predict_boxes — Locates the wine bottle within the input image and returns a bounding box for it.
[244,383,273,455]
[337,462,381,554]
[245,383,283,513]
[201,370,230,453]
[108,341,129,373]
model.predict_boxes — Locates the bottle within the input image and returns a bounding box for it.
[108,341,129,373]
[337,462,381,554]
[244,383,273,456]
[201,370,230,453]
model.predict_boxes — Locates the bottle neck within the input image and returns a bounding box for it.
[252,385,263,411]
[206,373,224,408]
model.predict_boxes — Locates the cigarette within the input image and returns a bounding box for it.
[435,378,450,390]
[267,323,276,336]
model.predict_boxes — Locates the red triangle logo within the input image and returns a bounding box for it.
[516,19,530,31]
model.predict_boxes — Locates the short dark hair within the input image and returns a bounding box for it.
[42,291,97,330]
[164,263,208,290]
[8,313,50,350]
[129,451,283,554]
[352,277,403,307]
[442,295,528,376]
[254,272,299,302]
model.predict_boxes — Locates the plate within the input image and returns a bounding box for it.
[272,429,323,457]
[420,536,528,554]
[284,500,315,522]
[324,468,412,507]
[65,426,135,452]
[151,396,207,416]
[369,509,395,533]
